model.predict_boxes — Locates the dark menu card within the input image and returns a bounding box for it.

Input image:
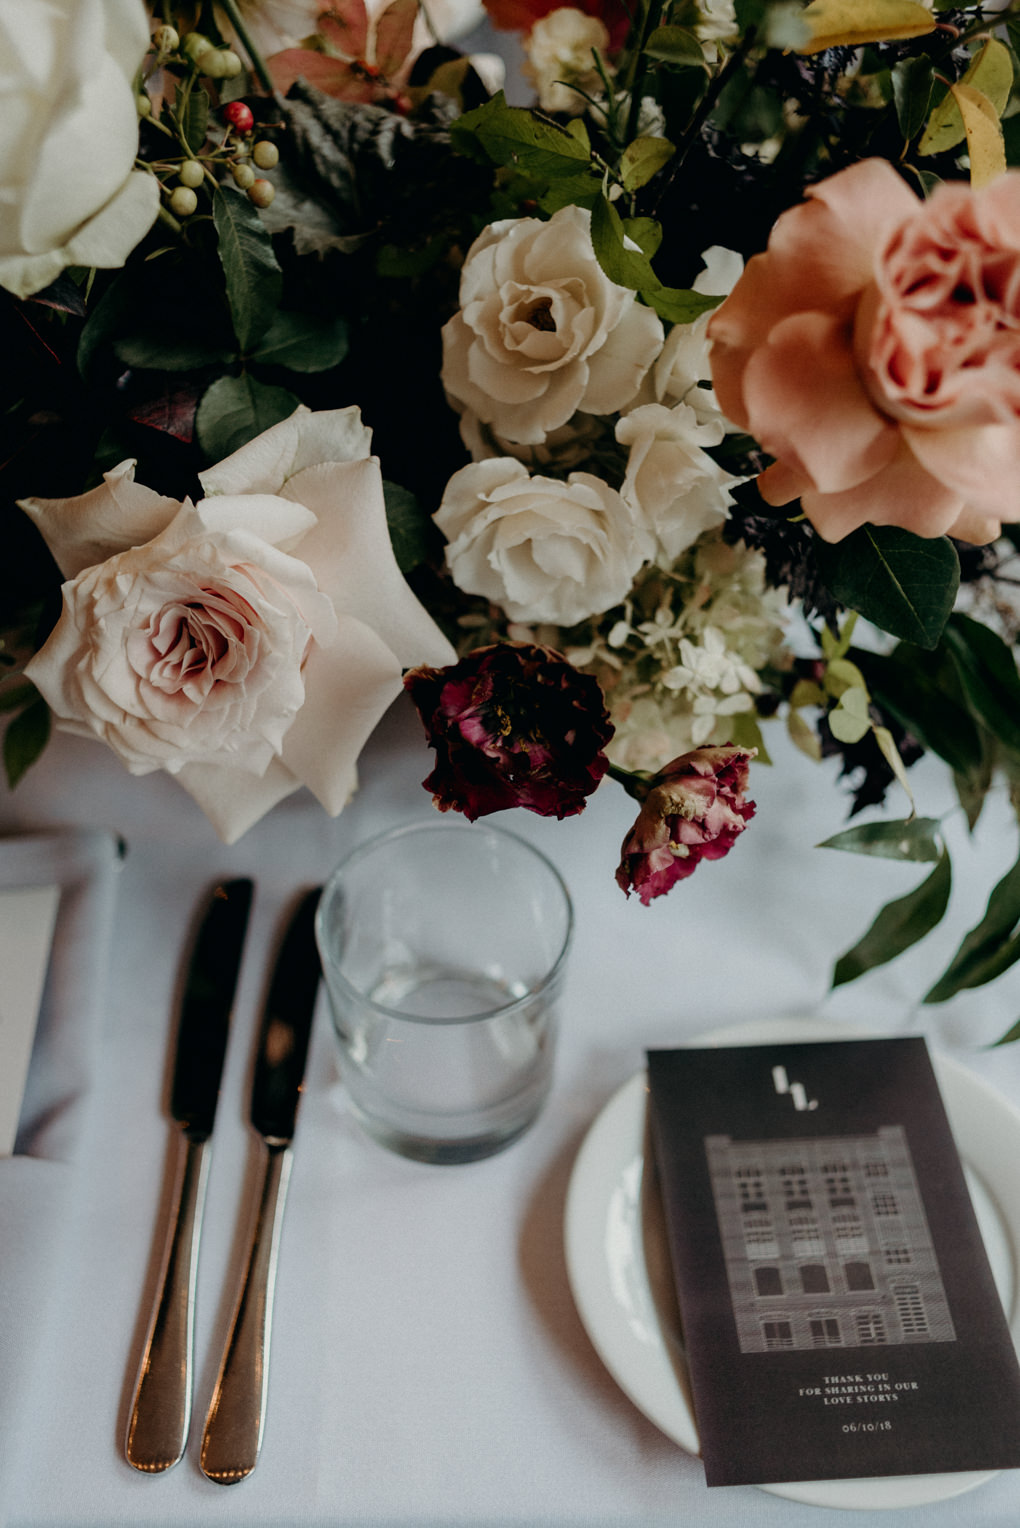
[646,1038,1020,1487]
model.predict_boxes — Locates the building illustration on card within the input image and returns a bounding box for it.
[705,1125,956,1355]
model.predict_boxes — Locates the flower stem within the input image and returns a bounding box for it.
[606,761,653,800]
[215,0,277,96]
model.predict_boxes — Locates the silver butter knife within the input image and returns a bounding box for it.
[200,887,321,1485]
[126,877,254,1473]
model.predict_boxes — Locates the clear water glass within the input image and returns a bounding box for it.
[315,820,573,1164]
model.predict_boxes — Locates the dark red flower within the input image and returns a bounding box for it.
[616,745,756,906]
[483,0,632,52]
[405,642,613,821]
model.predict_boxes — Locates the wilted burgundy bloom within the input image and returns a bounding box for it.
[616,746,756,906]
[405,642,613,820]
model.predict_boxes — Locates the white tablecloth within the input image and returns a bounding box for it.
[2,693,1019,1528]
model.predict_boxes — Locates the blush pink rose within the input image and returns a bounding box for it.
[616,744,755,905]
[707,160,1020,545]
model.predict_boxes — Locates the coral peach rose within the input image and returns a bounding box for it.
[707,160,1020,545]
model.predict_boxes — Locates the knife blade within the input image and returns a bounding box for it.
[200,887,321,1485]
[125,877,253,1474]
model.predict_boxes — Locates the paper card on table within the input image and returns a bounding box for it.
[646,1037,1020,1488]
[0,885,61,1156]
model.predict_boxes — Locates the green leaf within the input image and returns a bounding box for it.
[452,94,592,178]
[113,331,236,371]
[591,195,661,291]
[943,612,1020,759]
[832,852,951,988]
[818,815,943,860]
[383,481,430,573]
[250,311,349,372]
[858,645,983,778]
[538,171,603,213]
[195,373,299,461]
[641,286,723,324]
[813,526,959,649]
[3,694,51,788]
[622,216,662,258]
[179,87,210,154]
[619,137,676,192]
[0,681,36,716]
[892,53,934,140]
[925,852,1020,1003]
[643,26,707,65]
[212,186,283,354]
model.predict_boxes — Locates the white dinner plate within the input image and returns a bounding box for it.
[564,1017,1020,1511]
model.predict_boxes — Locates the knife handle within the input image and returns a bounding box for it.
[200,1141,293,1484]
[125,1133,210,1472]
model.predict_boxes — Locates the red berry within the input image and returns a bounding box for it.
[223,101,254,133]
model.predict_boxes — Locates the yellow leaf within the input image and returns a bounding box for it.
[951,82,1007,188]
[918,38,1012,157]
[873,725,916,814]
[796,0,934,56]
[788,708,822,762]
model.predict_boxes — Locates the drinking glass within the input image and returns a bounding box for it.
[315,820,573,1163]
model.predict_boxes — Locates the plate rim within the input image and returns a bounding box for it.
[563,1019,1020,1512]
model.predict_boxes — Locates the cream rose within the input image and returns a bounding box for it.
[523,9,612,115]
[0,0,160,300]
[617,402,734,563]
[435,457,651,626]
[21,407,455,842]
[708,159,1020,544]
[441,204,664,446]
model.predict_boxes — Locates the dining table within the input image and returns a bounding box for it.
[2,681,1020,1528]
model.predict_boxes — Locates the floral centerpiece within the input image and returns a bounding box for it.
[3,0,1020,1035]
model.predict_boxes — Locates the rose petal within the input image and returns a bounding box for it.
[283,457,456,668]
[174,756,302,844]
[743,311,900,494]
[279,615,403,814]
[582,299,665,415]
[198,404,373,496]
[19,460,180,578]
[902,421,1020,521]
[800,441,966,542]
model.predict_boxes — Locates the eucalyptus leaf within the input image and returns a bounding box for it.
[813,527,959,649]
[817,815,942,861]
[943,613,1020,759]
[832,852,951,988]
[925,852,1020,1003]
[251,311,349,372]
[212,186,283,354]
[3,695,51,788]
[828,687,872,744]
[992,1014,1020,1047]
[196,374,299,461]
[918,37,1012,156]
[383,481,431,573]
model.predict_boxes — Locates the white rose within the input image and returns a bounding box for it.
[617,402,735,563]
[653,245,743,426]
[21,407,455,842]
[435,457,651,626]
[441,204,664,446]
[0,0,160,300]
[523,8,612,115]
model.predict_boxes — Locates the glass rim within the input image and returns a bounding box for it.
[314,817,574,1027]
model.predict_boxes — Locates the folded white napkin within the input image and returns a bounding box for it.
[0,829,121,1483]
